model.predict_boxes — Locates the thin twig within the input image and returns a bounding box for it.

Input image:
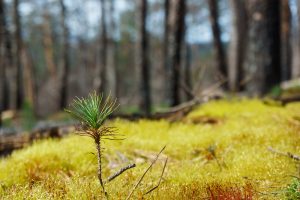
[268,147,300,161]
[105,163,136,183]
[125,145,166,200]
[144,157,168,196]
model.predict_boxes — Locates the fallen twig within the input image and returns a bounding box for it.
[105,163,136,183]
[126,145,166,200]
[144,157,168,196]
[268,147,300,161]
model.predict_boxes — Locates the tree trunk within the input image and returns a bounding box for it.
[208,0,227,88]
[228,0,248,91]
[296,0,300,78]
[163,0,170,103]
[99,0,107,94]
[184,43,193,100]
[22,46,36,110]
[107,0,117,98]
[169,0,186,106]
[245,0,281,95]
[13,0,23,109]
[1,0,11,111]
[59,0,70,109]
[42,11,57,78]
[0,0,4,126]
[137,0,151,115]
[281,0,291,81]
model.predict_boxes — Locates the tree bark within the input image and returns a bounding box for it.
[281,0,291,81]
[208,0,227,88]
[59,0,70,109]
[184,43,193,100]
[245,0,281,95]
[0,0,4,126]
[169,0,186,106]
[137,0,151,115]
[107,0,118,98]
[163,0,170,102]
[99,0,107,94]
[42,11,56,78]
[13,0,23,109]
[228,0,248,91]
[1,0,11,111]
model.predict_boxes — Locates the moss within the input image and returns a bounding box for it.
[0,99,299,199]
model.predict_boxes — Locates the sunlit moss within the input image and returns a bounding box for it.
[0,99,299,199]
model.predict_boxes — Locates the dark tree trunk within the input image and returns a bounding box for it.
[2,0,11,111]
[163,0,170,102]
[228,0,248,91]
[100,0,107,94]
[281,0,291,81]
[13,0,23,109]
[184,43,193,100]
[0,0,4,126]
[137,0,151,115]
[59,0,70,109]
[208,0,227,88]
[169,0,186,106]
[245,0,281,95]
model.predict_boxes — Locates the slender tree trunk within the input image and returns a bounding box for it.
[99,0,107,94]
[42,12,57,78]
[169,0,186,106]
[296,0,300,78]
[13,0,23,109]
[95,140,106,196]
[163,0,170,102]
[22,46,36,109]
[228,0,248,91]
[137,0,151,115]
[281,0,291,81]
[208,0,227,88]
[107,0,117,98]
[2,0,10,111]
[245,0,281,95]
[59,0,70,109]
[0,0,4,126]
[184,43,193,100]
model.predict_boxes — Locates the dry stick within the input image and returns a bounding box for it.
[268,147,300,161]
[125,145,166,200]
[105,163,136,183]
[144,157,168,196]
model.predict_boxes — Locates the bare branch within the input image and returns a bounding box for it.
[105,163,136,183]
[268,147,300,161]
[144,157,168,196]
[126,145,166,200]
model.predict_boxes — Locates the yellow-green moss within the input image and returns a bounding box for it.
[0,99,299,199]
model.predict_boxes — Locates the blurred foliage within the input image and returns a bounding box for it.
[285,178,300,200]
[0,99,300,199]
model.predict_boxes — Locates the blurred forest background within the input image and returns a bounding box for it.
[1,0,300,130]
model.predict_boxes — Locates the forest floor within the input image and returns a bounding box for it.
[0,99,300,199]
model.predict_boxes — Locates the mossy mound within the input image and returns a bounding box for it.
[0,99,300,199]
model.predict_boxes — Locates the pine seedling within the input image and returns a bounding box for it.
[65,91,118,196]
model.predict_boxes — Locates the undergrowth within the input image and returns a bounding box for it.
[0,99,300,199]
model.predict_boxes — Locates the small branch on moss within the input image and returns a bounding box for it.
[105,163,136,183]
[126,145,166,200]
[144,157,168,196]
[268,147,300,161]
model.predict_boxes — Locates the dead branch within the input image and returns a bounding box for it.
[144,157,168,196]
[126,145,166,200]
[105,163,136,183]
[268,147,300,161]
